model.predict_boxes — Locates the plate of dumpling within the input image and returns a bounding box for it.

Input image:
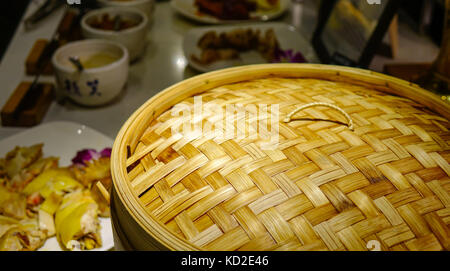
[183,23,318,73]
[0,121,114,251]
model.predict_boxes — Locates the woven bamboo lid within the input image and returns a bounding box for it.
[111,64,450,251]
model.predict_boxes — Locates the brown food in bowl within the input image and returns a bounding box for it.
[89,14,139,31]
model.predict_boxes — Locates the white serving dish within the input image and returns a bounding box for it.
[183,23,319,73]
[81,7,148,62]
[171,0,289,24]
[0,121,115,251]
[52,39,129,106]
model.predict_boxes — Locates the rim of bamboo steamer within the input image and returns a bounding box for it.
[111,63,450,251]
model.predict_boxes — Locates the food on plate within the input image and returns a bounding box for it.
[191,28,308,67]
[38,192,62,236]
[0,216,47,251]
[55,190,101,250]
[88,14,139,31]
[0,144,112,251]
[191,28,280,65]
[195,0,256,20]
[71,149,112,187]
[2,144,43,179]
[0,144,60,193]
[89,177,112,217]
[192,49,239,66]
[194,0,279,20]
[22,168,82,198]
[71,148,112,217]
[0,186,27,220]
[8,157,59,192]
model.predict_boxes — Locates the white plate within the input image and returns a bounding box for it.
[0,121,114,251]
[171,0,289,24]
[183,23,319,73]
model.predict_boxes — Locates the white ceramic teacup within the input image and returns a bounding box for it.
[52,39,129,106]
[81,7,148,62]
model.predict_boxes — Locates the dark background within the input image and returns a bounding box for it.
[0,0,29,61]
[0,0,446,63]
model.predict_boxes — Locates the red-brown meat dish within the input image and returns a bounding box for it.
[194,0,257,20]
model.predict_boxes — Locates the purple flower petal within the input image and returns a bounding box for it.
[71,148,110,166]
[291,52,307,63]
[91,150,102,160]
[286,49,293,58]
[100,148,112,158]
[72,149,96,166]
[271,48,308,63]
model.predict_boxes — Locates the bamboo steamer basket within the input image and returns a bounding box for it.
[111,64,450,251]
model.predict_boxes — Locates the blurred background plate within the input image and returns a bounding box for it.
[0,121,114,251]
[171,0,290,24]
[183,22,319,73]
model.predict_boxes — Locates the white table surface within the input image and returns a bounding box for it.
[0,0,319,140]
[0,0,438,141]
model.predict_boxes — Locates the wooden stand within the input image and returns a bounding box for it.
[416,0,450,96]
[383,63,431,82]
[26,39,54,75]
[388,15,399,58]
[1,9,83,127]
[1,82,54,127]
[385,0,450,99]
[25,10,82,76]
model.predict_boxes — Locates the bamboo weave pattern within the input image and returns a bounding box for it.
[125,78,450,251]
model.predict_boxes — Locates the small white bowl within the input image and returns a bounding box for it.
[97,0,154,21]
[81,7,148,62]
[52,39,129,106]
